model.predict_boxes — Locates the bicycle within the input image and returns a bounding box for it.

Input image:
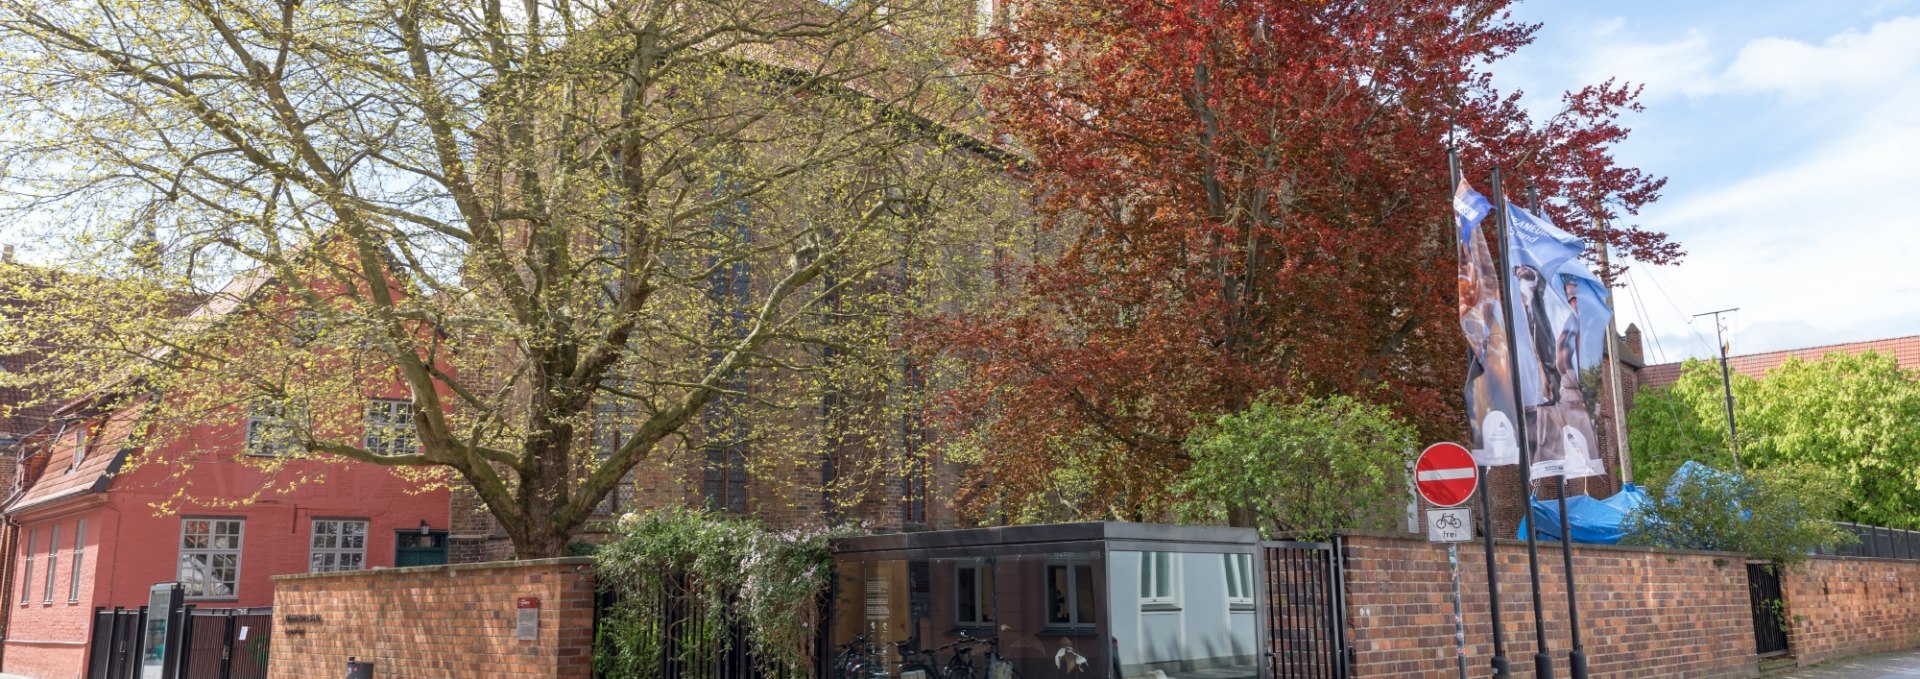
[942,631,1021,679]
[833,634,887,679]
[897,638,940,679]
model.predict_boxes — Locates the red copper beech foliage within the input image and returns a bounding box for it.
[917,0,1681,523]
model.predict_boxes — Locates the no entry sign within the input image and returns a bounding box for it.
[1415,442,1479,507]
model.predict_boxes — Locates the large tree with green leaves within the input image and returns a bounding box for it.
[0,0,1015,556]
[1173,393,1417,539]
[1631,352,1920,529]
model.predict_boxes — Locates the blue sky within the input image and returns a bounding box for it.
[1493,0,1920,363]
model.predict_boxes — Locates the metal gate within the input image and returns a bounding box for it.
[1747,563,1790,656]
[1262,539,1349,679]
[86,606,272,679]
[86,607,146,679]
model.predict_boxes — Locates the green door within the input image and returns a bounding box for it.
[395,530,449,567]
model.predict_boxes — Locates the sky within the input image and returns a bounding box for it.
[1492,0,1920,364]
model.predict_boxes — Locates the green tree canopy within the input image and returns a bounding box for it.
[0,0,1013,556]
[1630,352,1920,529]
[1174,393,1417,539]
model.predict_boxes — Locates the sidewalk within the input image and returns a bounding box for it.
[1778,649,1920,678]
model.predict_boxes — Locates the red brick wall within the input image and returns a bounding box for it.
[1779,556,1920,667]
[1342,533,1757,679]
[3,508,105,679]
[269,558,596,679]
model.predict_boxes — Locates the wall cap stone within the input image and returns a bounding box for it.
[271,556,596,582]
[1336,529,1755,560]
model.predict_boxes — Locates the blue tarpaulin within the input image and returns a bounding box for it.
[1516,483,1650,544]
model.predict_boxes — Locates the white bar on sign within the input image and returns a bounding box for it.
[1416,468,1475,482]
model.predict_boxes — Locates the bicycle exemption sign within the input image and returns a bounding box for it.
[1427,507,1473,543]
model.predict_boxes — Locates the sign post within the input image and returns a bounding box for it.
[1417,443,1480,679]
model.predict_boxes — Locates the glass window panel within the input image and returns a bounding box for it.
[1073,563,1095,624]
[310,520,369,573]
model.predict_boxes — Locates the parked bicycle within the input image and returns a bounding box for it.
[941,631,1020,679]
[833,634,888,679]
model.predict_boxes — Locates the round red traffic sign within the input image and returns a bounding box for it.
[1415,442,1479,507]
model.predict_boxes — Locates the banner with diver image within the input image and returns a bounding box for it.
[1453,181,1519,467]
[1502,201,1612,480]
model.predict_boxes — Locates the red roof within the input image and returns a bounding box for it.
[1640,334,1920,390]
[6,399,144,515]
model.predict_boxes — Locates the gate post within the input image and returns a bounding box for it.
[219,611,237,679]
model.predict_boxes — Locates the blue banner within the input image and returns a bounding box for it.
[1502,201,1613,479]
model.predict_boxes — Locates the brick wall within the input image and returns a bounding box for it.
[269,558,596,679]
[1779,556,1920,667]
[1342,533,1757,679]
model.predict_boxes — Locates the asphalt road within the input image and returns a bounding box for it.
[1779,650,1920,679]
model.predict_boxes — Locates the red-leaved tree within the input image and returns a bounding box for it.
[918,0,1681,523]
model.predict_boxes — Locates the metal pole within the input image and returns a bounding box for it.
[1493,169,1554,679]
[1450,149,1510,679]
[1694,308,1743,470]
[1450,544,1470,679]
[1528,189,1589,679]
[1593,210,1633,485]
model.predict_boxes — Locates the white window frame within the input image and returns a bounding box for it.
[364,398,417,456]
[69,520,85,604]
[953,560,993,627]
[178,518,244,599]
[42,524,57,604]
[308,519,369,573]
[1140,551,1179,608]
[244,401,304,457]
[66,424,88,473]
[1044,555,1095,630]
[18,528,32,604]
[1224,553,1255,608]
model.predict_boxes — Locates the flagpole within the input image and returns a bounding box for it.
[1593,207,1634,486]
[1491,168,1554,679]
[1450,148,1511,679]
[1528,187,1589,679]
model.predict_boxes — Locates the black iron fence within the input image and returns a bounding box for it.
[86,606,271,679]
[1262,539,1349,679]
[1816,522,1920,560]
[593,577,823,679]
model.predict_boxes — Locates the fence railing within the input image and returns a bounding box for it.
[1816,522,1920,561]
[593,577,823,679]
[87,606,272,679]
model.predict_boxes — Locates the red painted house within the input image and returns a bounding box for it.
[0,268,450,679]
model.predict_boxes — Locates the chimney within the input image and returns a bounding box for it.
[2,244,12,264]
[1622,324,1645,363]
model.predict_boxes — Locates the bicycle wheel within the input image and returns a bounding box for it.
[944,659,979,679]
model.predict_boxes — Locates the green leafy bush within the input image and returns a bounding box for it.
[1622,463,1853,565]
[594,509,858,678]
[1174,392,1417,539]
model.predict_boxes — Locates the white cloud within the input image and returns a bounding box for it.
[1609,16,1920,358]
[1710,16,1920,99]
[1572,28,1717,101]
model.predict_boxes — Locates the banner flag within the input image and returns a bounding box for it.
[1556,261,1613,479]
[1502,201,1611,480]
[1455,181,1519,467]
